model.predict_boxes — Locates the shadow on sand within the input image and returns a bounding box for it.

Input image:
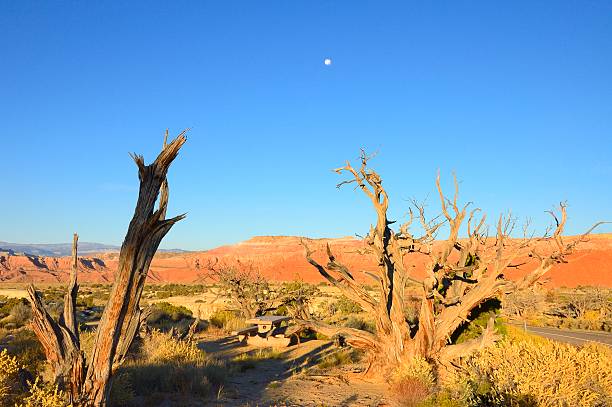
[198,336,344,406]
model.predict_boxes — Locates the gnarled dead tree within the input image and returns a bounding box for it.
[208,262,320,320]
[27,130,187,406]
[208,263,276,319]
[288,151,605,373]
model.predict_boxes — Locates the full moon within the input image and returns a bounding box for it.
[324,58,332,66]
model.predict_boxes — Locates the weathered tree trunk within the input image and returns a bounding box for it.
[27,233,85,402]
[27,130,187,406]
[80,132,186,406]
[295,151,605,375]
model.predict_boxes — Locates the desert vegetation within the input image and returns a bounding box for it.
[0,279,610,405]
[504,285,611,331]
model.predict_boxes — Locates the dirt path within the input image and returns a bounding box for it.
[198,336,390,406]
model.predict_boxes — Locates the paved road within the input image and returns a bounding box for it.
[514,324,612,347]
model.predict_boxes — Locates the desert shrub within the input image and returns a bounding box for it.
[393,356,435,388]
[16,377,69,407]
[10,301,32,326]
[390,376,432,407]
[76,295,94,308]
[276,281,320,319]
[503,288,545,319]
[147,302,192,328]
[389,357,435,407]
[448,327,612,406]
[209,265,275,319]
[317,348,362,369]
[155,291,172,299]
[343,316,376,333]
[2,328,46,377]
[0,348,21,400]
[146,283,208,299]
[0,297,31,328]
[403,297,420,327]
[418,391,465,407]
[78,329,97,359]
[452,299,506,344]
[331,296,362,315]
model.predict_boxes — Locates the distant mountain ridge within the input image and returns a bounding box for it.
[0,241,187,257]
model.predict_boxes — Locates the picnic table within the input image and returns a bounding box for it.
[232,315,292,347]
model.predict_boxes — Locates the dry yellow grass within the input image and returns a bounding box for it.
[142,329,207,364]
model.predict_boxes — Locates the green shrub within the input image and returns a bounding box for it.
[0,297,31,328]
[452,299,506,344]
[332,296,362,315]
[148,302,192,325]
[155,291,173,299]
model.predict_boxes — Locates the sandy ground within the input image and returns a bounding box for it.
[198,335,390,407]
[0,288,28,298]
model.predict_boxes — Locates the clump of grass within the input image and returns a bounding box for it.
[0,297,31,329]
[113,330,227,403]
[208,309,246,332]
[231,348,285,371]
[1,328,46,378]
[343,316,376,333]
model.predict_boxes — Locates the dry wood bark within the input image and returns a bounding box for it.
[27,130,187,406]
[27,233,85,402]
[296,150,605,373]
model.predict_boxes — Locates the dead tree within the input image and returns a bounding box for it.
[27,233,84,400]
[27,130,187,406]
[208,263,319,319]
[208,264,276,319]
[289,151,605,373]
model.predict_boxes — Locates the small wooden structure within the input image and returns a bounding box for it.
[232,315,292,347]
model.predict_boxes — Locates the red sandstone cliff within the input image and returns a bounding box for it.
[1,234,611,288]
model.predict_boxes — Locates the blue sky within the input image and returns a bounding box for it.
[1,1,611,250]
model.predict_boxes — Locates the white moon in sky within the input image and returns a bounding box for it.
[324,58,332,66]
